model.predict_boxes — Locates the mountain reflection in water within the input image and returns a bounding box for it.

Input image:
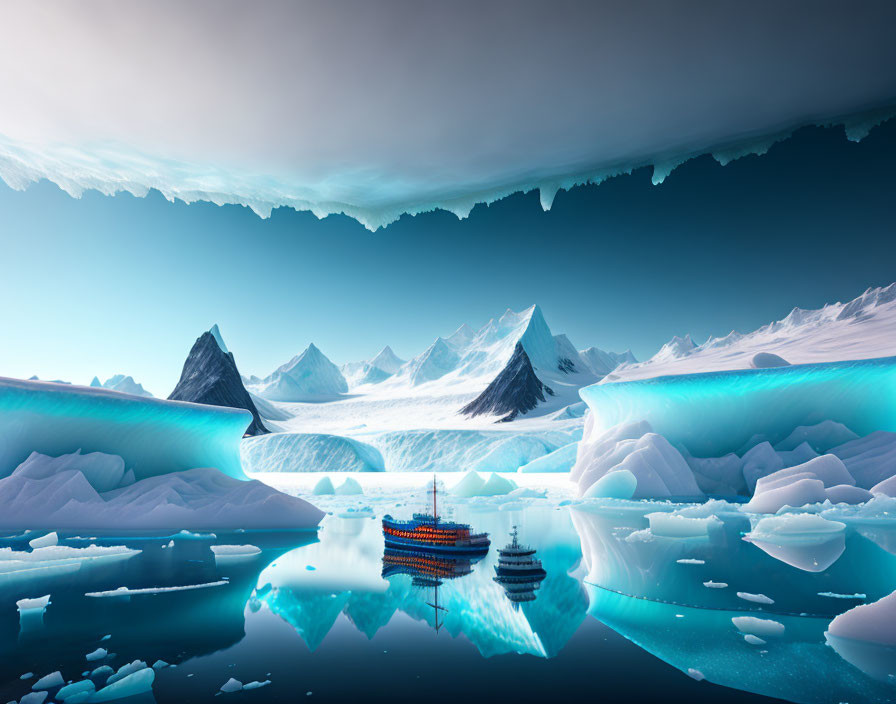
[0,500,894,704]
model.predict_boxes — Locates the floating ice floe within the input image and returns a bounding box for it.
[32,671,64,690]
[744,513,846,572]
[57,679,95,701]
[85,648,107,661]
[211,545,262,564]
[91,666,154,702]
[646,512,722,539]
[703,581,728,589]
[16,595,50,612]
[86,581,228,597]
[826,588,896,681]
[736,592,774,605]
[28,532,58,549]
[731,616,785,637]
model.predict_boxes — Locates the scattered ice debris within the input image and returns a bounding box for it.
[28,532,58,549]
[91,666,154,702]
[100,634,111,640]
[86,580,228,597]
[818,592,866,599]
[20,693,48,704]
[334,477,364,496]
[737,592,775,605]
[243,681,271,690]
[676,558,705,565]
[731,616,785,637]
[32,671,64,690]
[107,661,148,685]
[312,476,335,495]
[744,634,767,645]
[56,679,95,701]
[16,595,50,611]
[90,666,113,679]
[646,512,721,539]
[582,469,637,500]
[152,660,169,669]
[220,678,243,693]
[20,672,33,680]
[0,544,140,581]
[703,581,728,589]
[686,668,705,681]
[85,648,107,661]
[745,513,846,572]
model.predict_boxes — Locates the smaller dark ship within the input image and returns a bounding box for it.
[493,527,547,607]
[382,476,490,556]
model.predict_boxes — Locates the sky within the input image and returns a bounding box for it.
[1,119,894,397]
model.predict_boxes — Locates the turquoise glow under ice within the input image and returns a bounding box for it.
[580,356,896,457]
[0,377,251,479]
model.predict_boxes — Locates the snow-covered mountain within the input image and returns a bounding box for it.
[342,346,407,388]
[168,325,268,436]
[579,346,637,377]
[90,374,153,398]
[252,343,348,401]
[606,282,896,383]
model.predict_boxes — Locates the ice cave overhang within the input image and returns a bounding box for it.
[1,1,896,229]
[579,356,896,458]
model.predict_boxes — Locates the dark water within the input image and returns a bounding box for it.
[1,502,893,703]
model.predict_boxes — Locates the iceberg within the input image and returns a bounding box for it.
[580,356,896,459]
[0,376,251,480]
[826,589,896,681]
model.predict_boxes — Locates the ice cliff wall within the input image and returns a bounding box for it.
[0,377,251,479]
[579,356,896,458]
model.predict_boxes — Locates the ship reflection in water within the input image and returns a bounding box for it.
[492,526,547,608]
[381,548,485,632]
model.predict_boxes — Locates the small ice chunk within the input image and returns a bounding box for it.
[220,678,243,693]
[745,513,846,572]
[56,679,96,701]
[676,558,705,565]
[20,693,48,704]
[686,668,705,681]
[243,680,271,690]
[731,616,785,637]
[20,672,34,680]
[32,671,65,690]
[750,352,790,369]
[152,660,169,669]
[211,545,261,563]
[737,592,775,605]
[744,634,766,645]
[312,476,335,495]
[28,532,59,549]
[818,592,866,599]
[91,667,154,702]
[16,595,50,611]
[100,634,111,640]
[451,471,486,498]
[703,581,728,589]
[85,647,107,661]
[334,477,363,495]
[646,512,721,538]
[479,473,518,497]
[90,665,113,679]
[107,660,147,685]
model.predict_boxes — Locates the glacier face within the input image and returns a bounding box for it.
[0,377,251,480]
[580,356,896,459]
[241,433,385,473]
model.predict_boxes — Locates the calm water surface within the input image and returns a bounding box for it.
[1,496,894,704]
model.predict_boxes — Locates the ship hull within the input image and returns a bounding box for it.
[384,534,490,556]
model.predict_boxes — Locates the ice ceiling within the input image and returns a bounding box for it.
[1,0,895,230]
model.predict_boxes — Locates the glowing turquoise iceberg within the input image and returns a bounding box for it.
[0,377,251,479]
[580,356,896,458]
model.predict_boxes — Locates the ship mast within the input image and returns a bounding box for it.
[432,472,437,523]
